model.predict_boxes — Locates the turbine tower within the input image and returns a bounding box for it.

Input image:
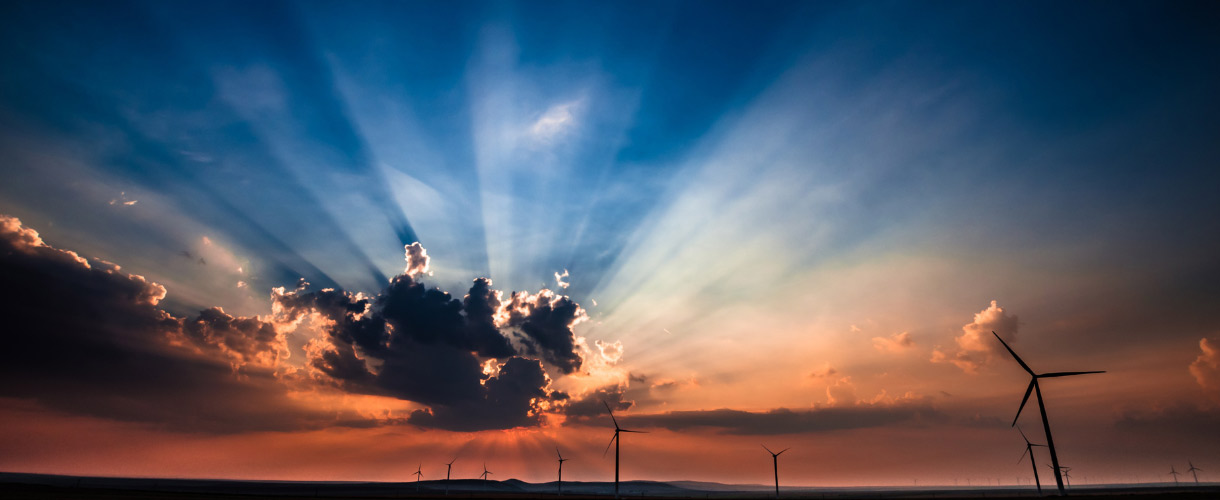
[994,331,1105,496]
[1016,425,1046,495]
[413,464,423,492]
[762,445,790,499]
[556,447,570,496]
[1187,461,1201,485]
[603,401,647,499]
[444,457,457,495]
[480,462,493,481]
[1170,465,1181,485]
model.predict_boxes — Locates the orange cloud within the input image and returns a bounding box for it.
[872,331,915,353]
[1190,337,1220,399]
[931,300,1018,373]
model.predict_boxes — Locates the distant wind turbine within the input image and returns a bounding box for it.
[1016,425,1046,495]
[1170,465,1181,485]
[995,331,1105,496]
[444,456,457,495]
[603,401,647,499]
[1187,461,1201,485]
[556,447,570,496]
[480,462,493,481]
[413,464,423,492]
[762,445,790,499]
[1046,465,1072,488]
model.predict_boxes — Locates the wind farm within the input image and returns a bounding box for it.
[0,0,1218,499]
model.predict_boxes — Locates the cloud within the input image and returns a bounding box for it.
[0,215,593,433]
[554,269,570,289]
[498,289,588,374]
[1190,337,1220,399]
[872,331,915,353]
[563,384,634,419]
[402,242,431,276]
[270,254,590,430]
[0,215,347,433]
[932,300,1018,373]
[529,101,580,141]
[618,404,945,435]
[826,377,860,407]
[808,363,838,378]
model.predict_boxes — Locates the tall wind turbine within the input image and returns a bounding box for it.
[413,464,423,492]
[603,401,647,499]
[480,463,493,481]
[1187,461,1202,485]
[762,445,790,499]
[444,457,457,495]
[994,331,1105,496]
[1169,465,1181,485]
[1016,426,1046,495]
[556,447,570,496]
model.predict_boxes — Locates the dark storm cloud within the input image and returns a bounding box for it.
[271,251,587,431]
[0,216,352,433]
[616,405,946,435]
[500,290,586,374]
[407,357,552,431]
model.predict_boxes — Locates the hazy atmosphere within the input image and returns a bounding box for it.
[1,0,1218,490]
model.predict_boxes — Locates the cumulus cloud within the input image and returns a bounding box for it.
[1190,337,1220,398]
[0,215,593,433]
[873,331,915,353]
[932,300,1018,373]
[402,242,431,276]
[555,269,570,289]
[0,215,342,433]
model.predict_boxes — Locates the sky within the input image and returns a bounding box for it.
[1,0,1219,488]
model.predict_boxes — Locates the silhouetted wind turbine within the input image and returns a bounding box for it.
[556,447,570,496]
[1169,465,1181,485]
[603,401,647,499]
[480,462,493,481]
[444,457,457,495]
[1187,461,1201,485]
[1016,425,1046,495]
[995,331,1104,496]
[762,445,790,499]
[413,464,423,492]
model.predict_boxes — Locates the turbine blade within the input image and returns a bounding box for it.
[762,445,774,455]
[777,448,790,456]
[1038,370,1105,378]
[556,447,563,460]
[1013,379,1035,426]
[603,433,617,457]
[1017,424,1031,444]
[603,400,620,429]
[1018,447,1029,464]
[993,331,1034,375]
[619,429,648,433]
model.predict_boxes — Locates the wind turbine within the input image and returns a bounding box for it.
[995,331,1105,496]
[603,401,647,499]
[444,456,457,495]
[1169,465,1181,485]
[762,445,790,499]
[1046,465,1072,488]
[480,462,493,482]
[413,464,423,492]
[1016,425,1046,495]
[556,447,570,496]
[1187,461,1202,485]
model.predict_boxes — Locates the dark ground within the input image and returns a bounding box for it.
[2,473,1217,500]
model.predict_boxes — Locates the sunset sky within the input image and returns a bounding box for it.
[2,0,1219,488]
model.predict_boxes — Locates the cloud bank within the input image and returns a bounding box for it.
[0,215,592,433]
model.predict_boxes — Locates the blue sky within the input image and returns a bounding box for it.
[2,0,1219,484]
